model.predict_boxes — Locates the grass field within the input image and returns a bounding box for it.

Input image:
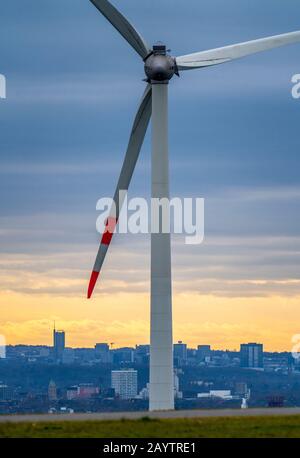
[1,415,300,438]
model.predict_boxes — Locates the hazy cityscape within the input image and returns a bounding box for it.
[0,328,300,415]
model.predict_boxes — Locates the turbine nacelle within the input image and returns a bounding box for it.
[144,44,177,84]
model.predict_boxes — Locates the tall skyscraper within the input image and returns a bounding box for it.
[53,325,65,361]
[174,341,187,366]
[111,369,138,400]
[197,345,211,362]
[240,343,263,368]
[95,343,111,363]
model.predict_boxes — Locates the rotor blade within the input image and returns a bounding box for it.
[87,84,152,298]
[89,0,150,59]
[176,31,300,70]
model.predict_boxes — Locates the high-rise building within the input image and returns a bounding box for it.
[111,369,138,399]
[197,345,211,362]
[174,341,187,366]
[95,343,111,363]
[53,326,65,361]
[240,343,263,368]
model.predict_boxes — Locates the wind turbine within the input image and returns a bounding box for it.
[87,0,300,411]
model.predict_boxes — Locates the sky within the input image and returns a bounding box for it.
[0,0,300,351]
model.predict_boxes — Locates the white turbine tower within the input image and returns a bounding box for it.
[87,0,300,411]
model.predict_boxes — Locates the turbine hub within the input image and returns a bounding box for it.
[144,43,177,84]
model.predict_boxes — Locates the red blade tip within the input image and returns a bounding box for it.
[87,270,100,299]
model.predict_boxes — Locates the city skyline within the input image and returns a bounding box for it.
[0,326,290,354]
[1,337,296,416]
[1,292,299,351]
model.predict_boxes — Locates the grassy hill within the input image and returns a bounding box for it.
[1,414,300,438]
